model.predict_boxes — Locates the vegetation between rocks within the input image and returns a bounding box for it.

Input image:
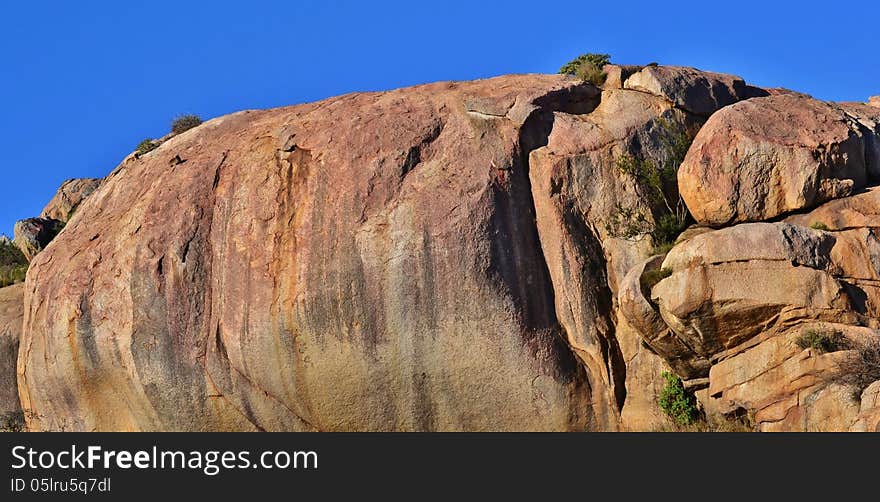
[656,371,754,431]
[810,221,829,231]
[606,118,693,252]
[640,267,672,296]
[559,53,610,86]
[832,337,880,400]
[0,239,28,288]
[795,329,846,353]
[136,138,158,156]
[658,371,700,426]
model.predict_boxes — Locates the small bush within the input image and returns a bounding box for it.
[559,53,610,86]
[559,53,611,75]
[640,267,672,296]
[136,138,158,155]
[653,213,688,248]
[578,63,607,86]
[652,241,676,256]
[658,371,700,426]
[810,221,829,231]
[171,114,202,134]
[795,329,846,353]
[833,337,880,399]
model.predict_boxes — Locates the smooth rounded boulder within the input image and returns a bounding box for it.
[679,94,879,226]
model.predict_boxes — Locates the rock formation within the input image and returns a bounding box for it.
[5,64,880,431]
[13,217,62,261]
[41,178,102,223]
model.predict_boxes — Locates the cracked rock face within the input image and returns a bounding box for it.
[679,94,880,226]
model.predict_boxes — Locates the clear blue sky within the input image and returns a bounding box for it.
[2,1,878,236]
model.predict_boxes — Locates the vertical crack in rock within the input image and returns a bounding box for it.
[509,91,628,429]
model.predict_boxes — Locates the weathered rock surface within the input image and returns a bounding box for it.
[602,64,643,90]
[704,323,870,431]
[20,74,606,432]
[617,256,710,379]
[41,178,102,223]
[528,89,697,427]
[0,284,23,421]
[652,222,854,363]
[679,94,880,226]
[851,381,880,431]
[870,96,880,108]
[13,217,62,261]
[623,65,766,116]
[23,65,872,432]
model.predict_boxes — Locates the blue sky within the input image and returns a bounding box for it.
[1,1,878,236]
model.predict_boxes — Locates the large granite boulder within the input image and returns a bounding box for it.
[19,74,601,432]
[679,94,880,226]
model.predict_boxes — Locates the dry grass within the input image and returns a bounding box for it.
[652,416,754,432]
[833,336,880,399]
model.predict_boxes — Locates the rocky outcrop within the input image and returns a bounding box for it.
[13,217,62,261]
[623,189,880,431]
[702,323,870,431]
[0,284,23,422]
[41,178,102,223]
[679,94,880,226]
[602,64,643,90]
[870,96,880,108]
[526,66,766,428]
[17,64,873,432]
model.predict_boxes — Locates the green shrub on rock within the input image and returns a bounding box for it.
[659,371,700,426]
[136,138,158,156]
[559,53,611,86]
[171,114,202,134]
[795,329,846,353]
